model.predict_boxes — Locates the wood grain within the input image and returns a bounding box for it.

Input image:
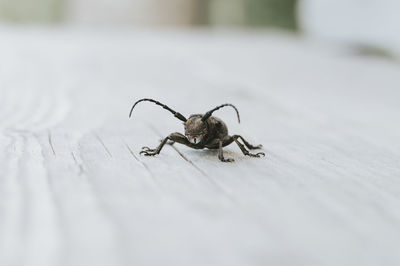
[0,28,399,266]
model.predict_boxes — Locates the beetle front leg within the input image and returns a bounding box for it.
[140,137,169,156]
[140,132,199,156]
[218,140,234,162]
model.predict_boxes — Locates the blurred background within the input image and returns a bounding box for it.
[0,0,297,29]
[1,0,399,58]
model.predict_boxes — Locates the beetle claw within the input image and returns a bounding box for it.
[140,151,157,156]
[140,146,158,156]
[220,157,234,162]
[246,152,265,158]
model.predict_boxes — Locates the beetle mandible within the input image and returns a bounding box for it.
[129,98,265,162]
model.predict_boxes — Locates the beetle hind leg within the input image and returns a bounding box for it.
[231,135,265,158]
[232,135,262,149]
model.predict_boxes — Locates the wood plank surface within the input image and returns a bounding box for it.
[0,27,399,266]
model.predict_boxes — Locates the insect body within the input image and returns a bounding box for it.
[129,98,264,162]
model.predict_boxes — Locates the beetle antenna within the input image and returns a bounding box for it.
[129,98,187,122]
[202,103,240,123]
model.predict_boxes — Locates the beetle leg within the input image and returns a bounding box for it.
[221,136,234,147]
[232,135,262,149]
[232,135,265,157]
[167,132,202,149]
[218,140,234,162]
[140,137,169,156]
[140,132,199,156]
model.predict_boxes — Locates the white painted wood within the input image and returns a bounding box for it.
[0,27,400,266]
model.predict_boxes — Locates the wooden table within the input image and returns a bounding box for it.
[0,28,399,266]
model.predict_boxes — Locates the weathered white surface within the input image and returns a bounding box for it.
[0,27,400,266]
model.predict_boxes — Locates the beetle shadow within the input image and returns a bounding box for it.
[183,147,241,162]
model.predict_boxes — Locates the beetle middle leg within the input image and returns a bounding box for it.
[218,139,234,162]
[140,132,199,156]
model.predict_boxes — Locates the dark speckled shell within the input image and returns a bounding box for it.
[184,114,229,149]
[203,116,228,148]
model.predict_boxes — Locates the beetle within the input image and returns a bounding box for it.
[129,98,265,162]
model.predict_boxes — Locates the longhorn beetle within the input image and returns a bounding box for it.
[129,98,265,162]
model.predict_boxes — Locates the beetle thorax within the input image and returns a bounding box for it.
[184,115,207,144]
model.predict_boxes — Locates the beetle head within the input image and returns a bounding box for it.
[184,115,207,144]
